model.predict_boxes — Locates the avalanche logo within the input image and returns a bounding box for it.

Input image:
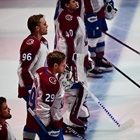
[65,14,73,21]
[26,39,34,45]
[49,77,57,84]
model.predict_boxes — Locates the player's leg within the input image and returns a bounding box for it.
[86,29,104,77]
[95,17,113,72]
[71,53,90,121]
[62,84,87,134]
[23,125,36,140]
[23,95,36,140]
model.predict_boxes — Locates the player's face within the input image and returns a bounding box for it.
[57,59,66,74]
[0,102,12,120]
[38,17,48,35]
[67,0,77,11]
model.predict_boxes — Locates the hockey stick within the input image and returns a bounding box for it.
[95,51,140,89]
[80,82,135,130]
[71,53,135,130]
[99,29,140,55]
[28,107,86,140]
[28,107,48,134]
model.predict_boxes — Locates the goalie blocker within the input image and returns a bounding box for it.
[59,53,90,134]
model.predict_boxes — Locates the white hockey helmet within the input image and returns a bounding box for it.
[104,3,118,20]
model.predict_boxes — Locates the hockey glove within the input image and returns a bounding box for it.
[104,0,118,20]
[58,65,74,91]
[104,3,117,20]
[85,13,99,30]
[104,0,114,8]
[46,123,60,137]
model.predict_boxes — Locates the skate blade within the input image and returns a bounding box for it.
[120,118,135,130]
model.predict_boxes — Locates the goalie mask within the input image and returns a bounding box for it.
[104,3,118,20]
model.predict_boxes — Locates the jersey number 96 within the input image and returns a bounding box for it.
[22,53,32,61]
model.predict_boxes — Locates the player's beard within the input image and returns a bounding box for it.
[2,114,12,120]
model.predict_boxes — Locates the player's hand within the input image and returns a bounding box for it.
[58,65,74,91]
[48,129,60,137]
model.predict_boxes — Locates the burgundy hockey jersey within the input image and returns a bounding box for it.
[27,67,64,130]
[17,35,49,98]
[55,10,88,66]
[0,122,16,140]
[84,0,105,19]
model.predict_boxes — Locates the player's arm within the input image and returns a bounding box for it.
[49,82,64,129]
[30,71,52,129]
[18,38,40,87]
[18,37,41,98]
[58,13,78,65]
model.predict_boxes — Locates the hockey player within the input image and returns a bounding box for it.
[28,51,66,140]
[84,0,117,77]
[54,0,85,49]
[54,0,89,134]
[17,14,49,140]
[0,97,16,140]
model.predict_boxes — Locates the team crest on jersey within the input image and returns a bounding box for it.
[26,39,34,45]
[65,14,73,21]
[49,77,57,84]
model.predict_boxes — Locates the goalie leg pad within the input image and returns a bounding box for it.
[72,53,87,83]
[63,84,88,127]
[79,103,90,121]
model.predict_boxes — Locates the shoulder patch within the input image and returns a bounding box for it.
[49,77,57,84]
[26,39,34,45]
[65,14,73,21]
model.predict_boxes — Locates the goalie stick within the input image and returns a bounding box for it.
[98,29,140,55]
[28,107,86,140]
[80,82,135,130]
[72,53,135,130]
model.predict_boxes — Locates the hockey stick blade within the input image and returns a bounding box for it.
[120,118,135,130]
[80,82,135,130]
